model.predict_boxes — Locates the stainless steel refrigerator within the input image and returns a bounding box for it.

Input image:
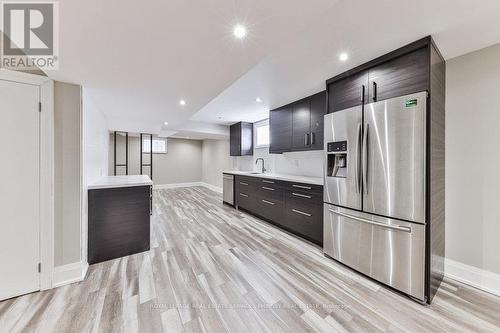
[323,91,427,302]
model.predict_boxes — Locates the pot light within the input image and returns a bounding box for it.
[164,121,169,126]
[233,24,247,39]
[339,52,349,62]
[179,99,186,106]
[256,97,262,103]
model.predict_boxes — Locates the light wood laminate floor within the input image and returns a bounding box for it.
[1,187,500,332]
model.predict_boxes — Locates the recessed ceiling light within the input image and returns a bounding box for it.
[339,52,349,62]
[164,121,169,126]
[256,97,262,103]
[179,99,186,106]
[233,24,247,39]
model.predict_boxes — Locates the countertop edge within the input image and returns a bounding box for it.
[222,171,323,186]
[88,182,153,190]
[88,175,153,190]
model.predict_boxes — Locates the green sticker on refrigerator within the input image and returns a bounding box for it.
[405,99,418,107]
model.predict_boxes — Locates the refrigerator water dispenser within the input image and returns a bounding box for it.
[327,141,347,178]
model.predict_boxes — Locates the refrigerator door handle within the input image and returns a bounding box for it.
[355,122,362,193]
[328,209,412,233]
[362,123,369,194]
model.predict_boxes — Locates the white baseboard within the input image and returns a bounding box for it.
[153,182,222,193]
[202,182,223,193]
[445,258,500,297]
[53,261,89,288]
[154,182,203,190]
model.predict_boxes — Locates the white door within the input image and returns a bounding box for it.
[0,79,40,300]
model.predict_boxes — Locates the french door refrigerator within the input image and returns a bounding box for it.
[323,91,427,302]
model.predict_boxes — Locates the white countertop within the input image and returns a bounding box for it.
[88,175,153,190]
[222,170,323,185]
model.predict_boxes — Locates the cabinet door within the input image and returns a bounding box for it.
[292,98,311,151]
[240,122,253,156]
[328,71,369,112]
[229,123,241,156]
[309,91,326,150]
[368,47,429,102]
[269,105,292,153]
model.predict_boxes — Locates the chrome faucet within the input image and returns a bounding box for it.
[255,158,266,174]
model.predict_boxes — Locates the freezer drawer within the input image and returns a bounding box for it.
[324,204,426,301]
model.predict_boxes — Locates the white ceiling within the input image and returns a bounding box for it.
[48,0,500,137]
[191,0,500,125]
[48,0,335,136]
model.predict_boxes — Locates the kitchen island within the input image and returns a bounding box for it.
[88,175,153,264]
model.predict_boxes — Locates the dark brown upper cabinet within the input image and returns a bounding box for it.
[230,122,253,156]
[292,98,311,151]
[327,37,433,113]
[269,105,292,154]
[328,71,368,113]
[269,91,326,154]
[368,46,429,102]
[309,91,326,150]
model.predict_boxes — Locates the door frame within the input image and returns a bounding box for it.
[0,69,55,291]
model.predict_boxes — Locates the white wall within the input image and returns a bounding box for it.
[54,82,81,266]
[109,136,203,185]
[202,139,231,189]
[82,91,109,265]
[446,43,500,275]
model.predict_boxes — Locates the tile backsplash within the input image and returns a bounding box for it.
[231,147,323,178]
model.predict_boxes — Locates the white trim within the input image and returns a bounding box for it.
[0,69,55,292]
[39,79,54,290]
[52,261,89,288]
[254,118,270,149]
[0,68,50,85]
[153,182,222,193]
[445,258,500,297]
[202,182,223,193]
[154,182,204,190]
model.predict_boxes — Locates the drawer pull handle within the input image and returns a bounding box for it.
[292,193,312,199]
[262,186,275,191]
[328,209,411,233]
[239,182,249,186]
[262,200,275,206]
[239,193,249,197]
[262,180,275,184]
[292,209,312,217]
[292,184,312,190]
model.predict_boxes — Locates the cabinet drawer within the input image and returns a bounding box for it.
[235,175,258,184]
[285,189,323,203]
[284,199,323,244]
[236,191,256,211]
[255,197,284,224]
[257,183,284,203]
[235,178,257,194]
[283,182,323,196]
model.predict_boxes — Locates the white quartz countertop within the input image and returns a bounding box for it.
[88,175,153,190]
[222,170,323,186]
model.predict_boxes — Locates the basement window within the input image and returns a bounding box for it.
[255,120,270,148]
[143,137,167,154]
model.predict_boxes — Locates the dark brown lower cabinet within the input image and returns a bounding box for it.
[88,185,151,264]
[234,175,323,245]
